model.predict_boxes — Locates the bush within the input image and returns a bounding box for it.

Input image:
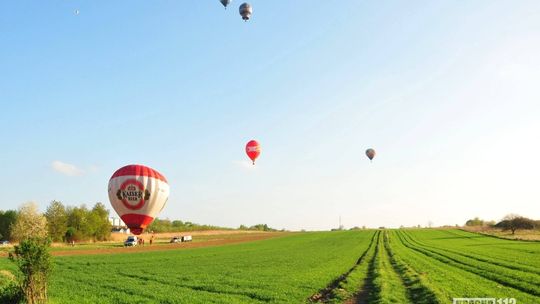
[465,217,484,226]
[0,281,24,304]
[9,238,53,304]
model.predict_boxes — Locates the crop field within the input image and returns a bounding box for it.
[314,229,540,304]
[0,229,539,303]
[0,231,374,303]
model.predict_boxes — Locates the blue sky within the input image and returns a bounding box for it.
[1,1,539,230]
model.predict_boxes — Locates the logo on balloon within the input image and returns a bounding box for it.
[247,146,259,152]
[115,179,150,210]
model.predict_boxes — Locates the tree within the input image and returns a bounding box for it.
[11,203,48,242]
[64,227,77,243]
[64,204,112,242]
[45,201,68,242]
[248,224,276,232]
[495,214,535,234]
[465,217,484,227]
[66,205,91,241]
[9,238,53,304]
[147,218,172,233]
[0,210,18,241]
[87,203,111,241]
[172,220,184,227]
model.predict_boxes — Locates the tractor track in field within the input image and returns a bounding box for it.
[387,231,443,304]
[308,230,379,303]
[116,271,275,302]
[396,230,540,297]
[350,231,429,304]
[346,231,381,304]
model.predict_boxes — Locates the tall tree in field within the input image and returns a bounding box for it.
[0,210,18,241]
[11,202,48,242]
[495,214,535,234]
[45,201,68,242]
[8,203,52,304]
[9,238,53,304]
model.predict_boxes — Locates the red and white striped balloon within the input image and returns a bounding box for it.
[108,164,169,235]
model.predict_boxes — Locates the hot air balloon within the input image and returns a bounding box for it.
[108,164,169,235]
[239,3,252,21]
[220,0,231,9]
[246,140,261,165]
[366,148,376,162]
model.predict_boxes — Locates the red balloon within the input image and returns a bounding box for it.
[108,165,170,235]
[245,140,261,165]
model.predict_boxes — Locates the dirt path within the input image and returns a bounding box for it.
[107,230,269,242]
[1,232,287,257]
[309,231,379,303]
[345,231,380,304]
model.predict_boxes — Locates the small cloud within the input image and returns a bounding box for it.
[87,164,100,173]
[51,161,84,176]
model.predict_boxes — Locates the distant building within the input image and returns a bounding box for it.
[109,217,130,234]
[109,217,126,227]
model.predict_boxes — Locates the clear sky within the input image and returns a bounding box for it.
[1,1,539,230]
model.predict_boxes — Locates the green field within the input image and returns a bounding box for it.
[1,229,539,303]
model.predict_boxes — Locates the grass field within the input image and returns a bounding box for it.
[1,231,374,303]
[316,229,540,304]
[0,229,539,303]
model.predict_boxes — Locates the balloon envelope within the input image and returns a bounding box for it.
[365,148,376,161]
[245,140,261,165]
[239,3,252,21]
[108,164,169,235]
[220,0,231,8]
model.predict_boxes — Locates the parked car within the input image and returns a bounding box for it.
[0,240,9,246]
[170,235,193,243]
[124,236,138,247]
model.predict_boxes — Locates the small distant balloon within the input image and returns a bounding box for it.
[366,148,376,162]
[239,3,252,21]
[245,140,261,165]
[220,0,231,9]
[74,9,80,15]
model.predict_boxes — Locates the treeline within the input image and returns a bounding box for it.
[147,218,232,233]
[0,201,111,242]
[0,210,17,241]
[465,214,540,234]
[239,224,279,232]
[147,219,279,233]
